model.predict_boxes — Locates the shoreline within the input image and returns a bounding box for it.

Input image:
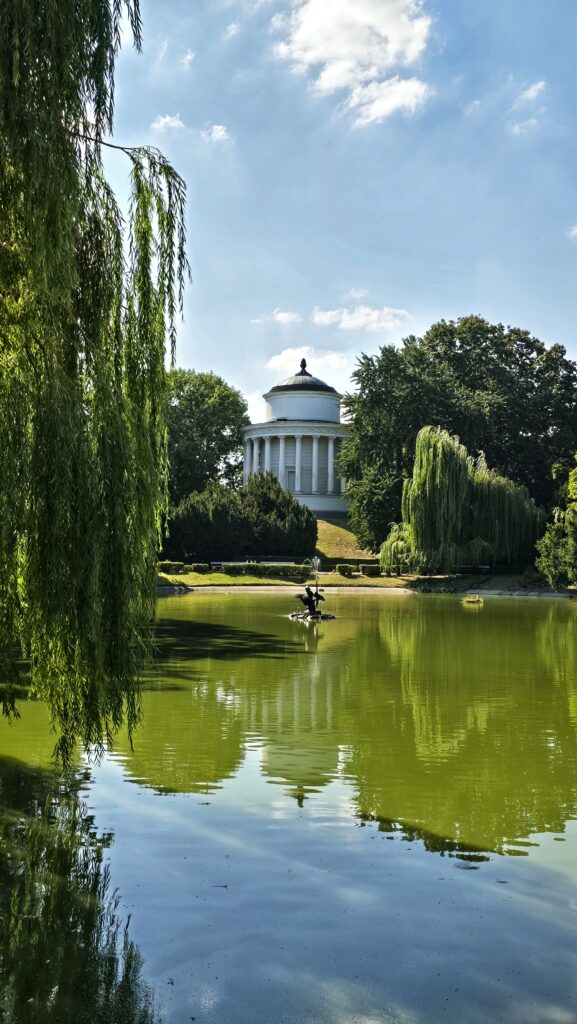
[158,584,574,600]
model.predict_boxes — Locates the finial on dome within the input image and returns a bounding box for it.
[300,358,307,373]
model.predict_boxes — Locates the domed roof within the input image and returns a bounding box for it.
[268,358,337,395]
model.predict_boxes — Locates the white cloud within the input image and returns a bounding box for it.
[181,49,195,68]
[568,225,577,241]
[273,308,302,325]
[266,346,348,373]
[346,75,431,125]
[312,304,409,332]
[250,308,303,325]
[151,113,185,131]
[346,287,368,300]
[201,123,234,142]
[225,21,240,38]
[464,98,481,115]
[511,80,546,109]
[274,0,433,126]
[509,117,539,136]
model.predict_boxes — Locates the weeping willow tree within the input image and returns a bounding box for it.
[0,1,189,761]
[381,427,544,574]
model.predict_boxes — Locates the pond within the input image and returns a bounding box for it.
[1,592,577,1023]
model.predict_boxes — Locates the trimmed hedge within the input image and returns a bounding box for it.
[183,563,210,573]
[336,563,356,577]
[158,561,185,574]
[218,563,309,580]
[320,556,379,570]
[361,564,381,577]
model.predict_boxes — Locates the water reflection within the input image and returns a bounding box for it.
[0,757,158,1024]
[114,593,577,862]
[3,594,577,863]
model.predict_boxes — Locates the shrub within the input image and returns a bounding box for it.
[163,483,251,562]
[336,563,356,577]
[361,564,381,577]
[158,561,184,574]
[242,472,317,557]
[184,563,210,574]
[163,474,317,562]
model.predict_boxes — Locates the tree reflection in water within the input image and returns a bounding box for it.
[0,758,158,1024]
[131,594,577,860]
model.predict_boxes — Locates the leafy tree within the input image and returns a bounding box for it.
[536,459,577,589]
[164,474,317,561]
[166,483,251,562]
[0,1,188,760]
[342,317,577,550]
[242,472,317,556]
[167,369,249,505]
[381,427,544,574]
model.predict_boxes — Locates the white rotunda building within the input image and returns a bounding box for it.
[243,358,350,515]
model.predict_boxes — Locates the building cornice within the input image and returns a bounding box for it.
[244,420,349,438]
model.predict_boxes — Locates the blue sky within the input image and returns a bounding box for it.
[109,0,577,421]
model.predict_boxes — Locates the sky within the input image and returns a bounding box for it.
[109,0,577,423]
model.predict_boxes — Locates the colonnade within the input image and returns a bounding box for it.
[243,432,345,495]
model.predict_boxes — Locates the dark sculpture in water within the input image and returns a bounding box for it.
[300,585,325,615]
[291,584,335,621]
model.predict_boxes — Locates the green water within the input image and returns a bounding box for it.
[1,592,577,1023]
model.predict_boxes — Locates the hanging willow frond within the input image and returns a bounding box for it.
[0,0,189,762]
[381,427,544,574]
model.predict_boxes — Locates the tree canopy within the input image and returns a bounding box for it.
[165,474,318,562]
[381,427,545,574]
[0,0,188,760]
[536,457,577,589]
[166,369,249,506]
[341,316,577,551]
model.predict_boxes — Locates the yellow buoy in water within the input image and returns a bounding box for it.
[462,594,484,607]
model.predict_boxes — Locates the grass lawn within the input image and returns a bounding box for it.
[158,569,570,594]
[316,572,414,588]
[158,570,415,589]
[315,517,373,561]
[158,571,297,587]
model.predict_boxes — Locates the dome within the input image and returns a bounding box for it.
[269,358,337,395]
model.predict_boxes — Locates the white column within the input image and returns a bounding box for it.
[264,436,271,473]
[312,434,319,493]
[252,436,260,474]
[327,436,335,493]
[244,439,251,483]
[278,435,286,487]
[295,435,302,493]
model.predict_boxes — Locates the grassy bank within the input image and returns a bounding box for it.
[158,569,573,596]
[315,517,373,562]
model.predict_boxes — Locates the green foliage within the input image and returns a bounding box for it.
[343,468,401,553]
[336,564,356,577]
[166,369,249,505]
[165,474,317,562]
[184,563,210,573]
[218,563,309,581]
[380,523,414,575]
[157,561,185,574]
[0,1,188,760]
[382,427,544,574]
[242,472,317,557]
[0,763,158,1023]
[166,483,251,562]
[361,564,381,577]
[536,457,577,589]
[342,316,577,549]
